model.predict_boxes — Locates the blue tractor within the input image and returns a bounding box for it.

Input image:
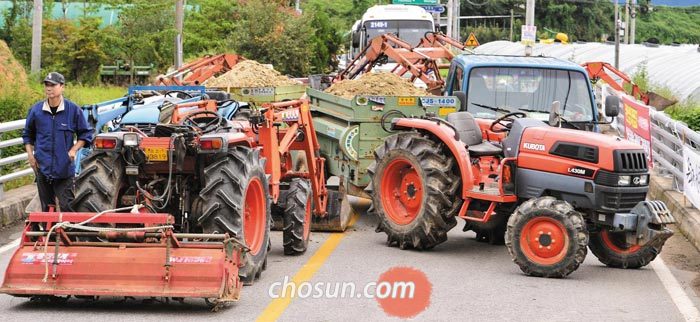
[74,85,249,173]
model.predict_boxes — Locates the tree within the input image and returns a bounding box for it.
[117,0,175,69]
[184,0,238,58]
[67,18,108,83]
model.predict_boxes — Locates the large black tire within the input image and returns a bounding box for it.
[367,133,461,250]
[71,151,124,212]
[588,229,660,269]
[505,197,588,278]
[282,178,312,255]
[198,147,271,285]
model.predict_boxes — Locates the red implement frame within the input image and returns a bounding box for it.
[157,54,244,86]
[337,32,468,94]
[256,99,329,218]
[0,211,242,301]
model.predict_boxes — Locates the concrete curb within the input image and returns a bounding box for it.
[0,184,35,228]
[649,172,700,251]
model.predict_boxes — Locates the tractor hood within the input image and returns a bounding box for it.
[120,102,163,125]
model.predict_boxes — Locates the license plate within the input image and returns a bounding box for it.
[145,148,168,161]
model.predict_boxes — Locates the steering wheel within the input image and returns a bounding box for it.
[180,110,225,134]
[490,112,526,133]
[164,90,194,99]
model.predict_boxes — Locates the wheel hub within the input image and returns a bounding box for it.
[519,217,569,265]
[380,158,424,225]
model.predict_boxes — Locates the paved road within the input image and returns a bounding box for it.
[0,207,699,321]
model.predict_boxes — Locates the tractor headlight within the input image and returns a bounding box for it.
[617,175,631,186]
[123,133,139,147]
[638,175,648,185]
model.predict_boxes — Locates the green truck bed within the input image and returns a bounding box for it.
[309,88,461,194]
[210,84,307,105]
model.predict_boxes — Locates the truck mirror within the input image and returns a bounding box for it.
[352,32,360,48]
[454,91,467,111]
[549,101,561,127]
[605,95,621,117]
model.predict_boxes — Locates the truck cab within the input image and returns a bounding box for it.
[444,55,602,132]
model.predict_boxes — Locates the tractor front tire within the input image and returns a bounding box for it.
[588,229,660,269]
[368,133,461,250]
[282,178,312,255]
[198,147,271,285]
[506,197,588,278]
[71,151,124,212]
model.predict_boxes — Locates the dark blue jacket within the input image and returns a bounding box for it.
[22,98,94,179]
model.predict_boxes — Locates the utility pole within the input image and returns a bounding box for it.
[525,0,535,56]
[525,0,535,26]
[630,0,636,44]
[510,9,514,42]
[30,0,42,75]
[614,1,620,68]
[446,0,453,38]
[175,0,185,69]
[624,0,630,44]
[453,0,460,41]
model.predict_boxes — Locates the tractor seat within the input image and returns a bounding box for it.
[446,112,503,157]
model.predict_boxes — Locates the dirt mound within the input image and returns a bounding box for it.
[206,60,300,88]
[0,40,29,92]
[325,72,428,99]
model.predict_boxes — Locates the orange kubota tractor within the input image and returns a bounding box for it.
[0,99,335,305]
[368,96,675,278]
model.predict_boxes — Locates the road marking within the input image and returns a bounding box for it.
[0,238,20,254]
[256,214,359,322]
[651,257,700,321]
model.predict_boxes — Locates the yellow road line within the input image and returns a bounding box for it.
[256,214,359,322]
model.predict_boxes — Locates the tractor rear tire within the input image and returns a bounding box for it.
[588,229,660,269]
[282,178,312,255]
[368,133,461,250]
[198,147,271,285]
[505,197,588,278]
[71,151,124,212]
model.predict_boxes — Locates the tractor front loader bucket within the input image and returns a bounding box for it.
[310,179,353,232]
[0,211,243,305]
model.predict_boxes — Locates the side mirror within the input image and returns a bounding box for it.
[453,91,467,111]
[549,101,561,127]
[605,95,621,117]
[352,31,360,48]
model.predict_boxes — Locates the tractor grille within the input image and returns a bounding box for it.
[602,192,647,210]
[613,150,648,173]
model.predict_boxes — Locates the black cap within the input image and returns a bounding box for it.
[43,72,65,85]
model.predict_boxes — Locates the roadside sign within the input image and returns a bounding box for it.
[392,0,440,5]
[420,5,445,13]
[521,25,537,45]
[465,33,480,47]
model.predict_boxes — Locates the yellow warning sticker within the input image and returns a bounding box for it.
[439,107,457,116]
[398,97,416,106]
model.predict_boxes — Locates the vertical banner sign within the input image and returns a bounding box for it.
[521,25,537,45]
[621,96,653,166]
[683,146,700,210]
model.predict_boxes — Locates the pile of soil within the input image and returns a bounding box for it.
[0,40,29,92]
[207,60,301,88]
[325,72,428,99]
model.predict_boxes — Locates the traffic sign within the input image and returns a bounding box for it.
[392,0,440,5]
[465,33,480,47]
[420,5,445,13]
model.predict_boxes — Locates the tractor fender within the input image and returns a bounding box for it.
[392,118,474,197]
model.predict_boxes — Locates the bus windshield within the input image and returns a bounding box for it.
[466,67,595,123]
[364,20,434,47]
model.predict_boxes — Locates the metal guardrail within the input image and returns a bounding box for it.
[0,119,33,200]
[648,110,700,191]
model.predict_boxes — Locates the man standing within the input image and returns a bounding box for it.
[22,72,93,211]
